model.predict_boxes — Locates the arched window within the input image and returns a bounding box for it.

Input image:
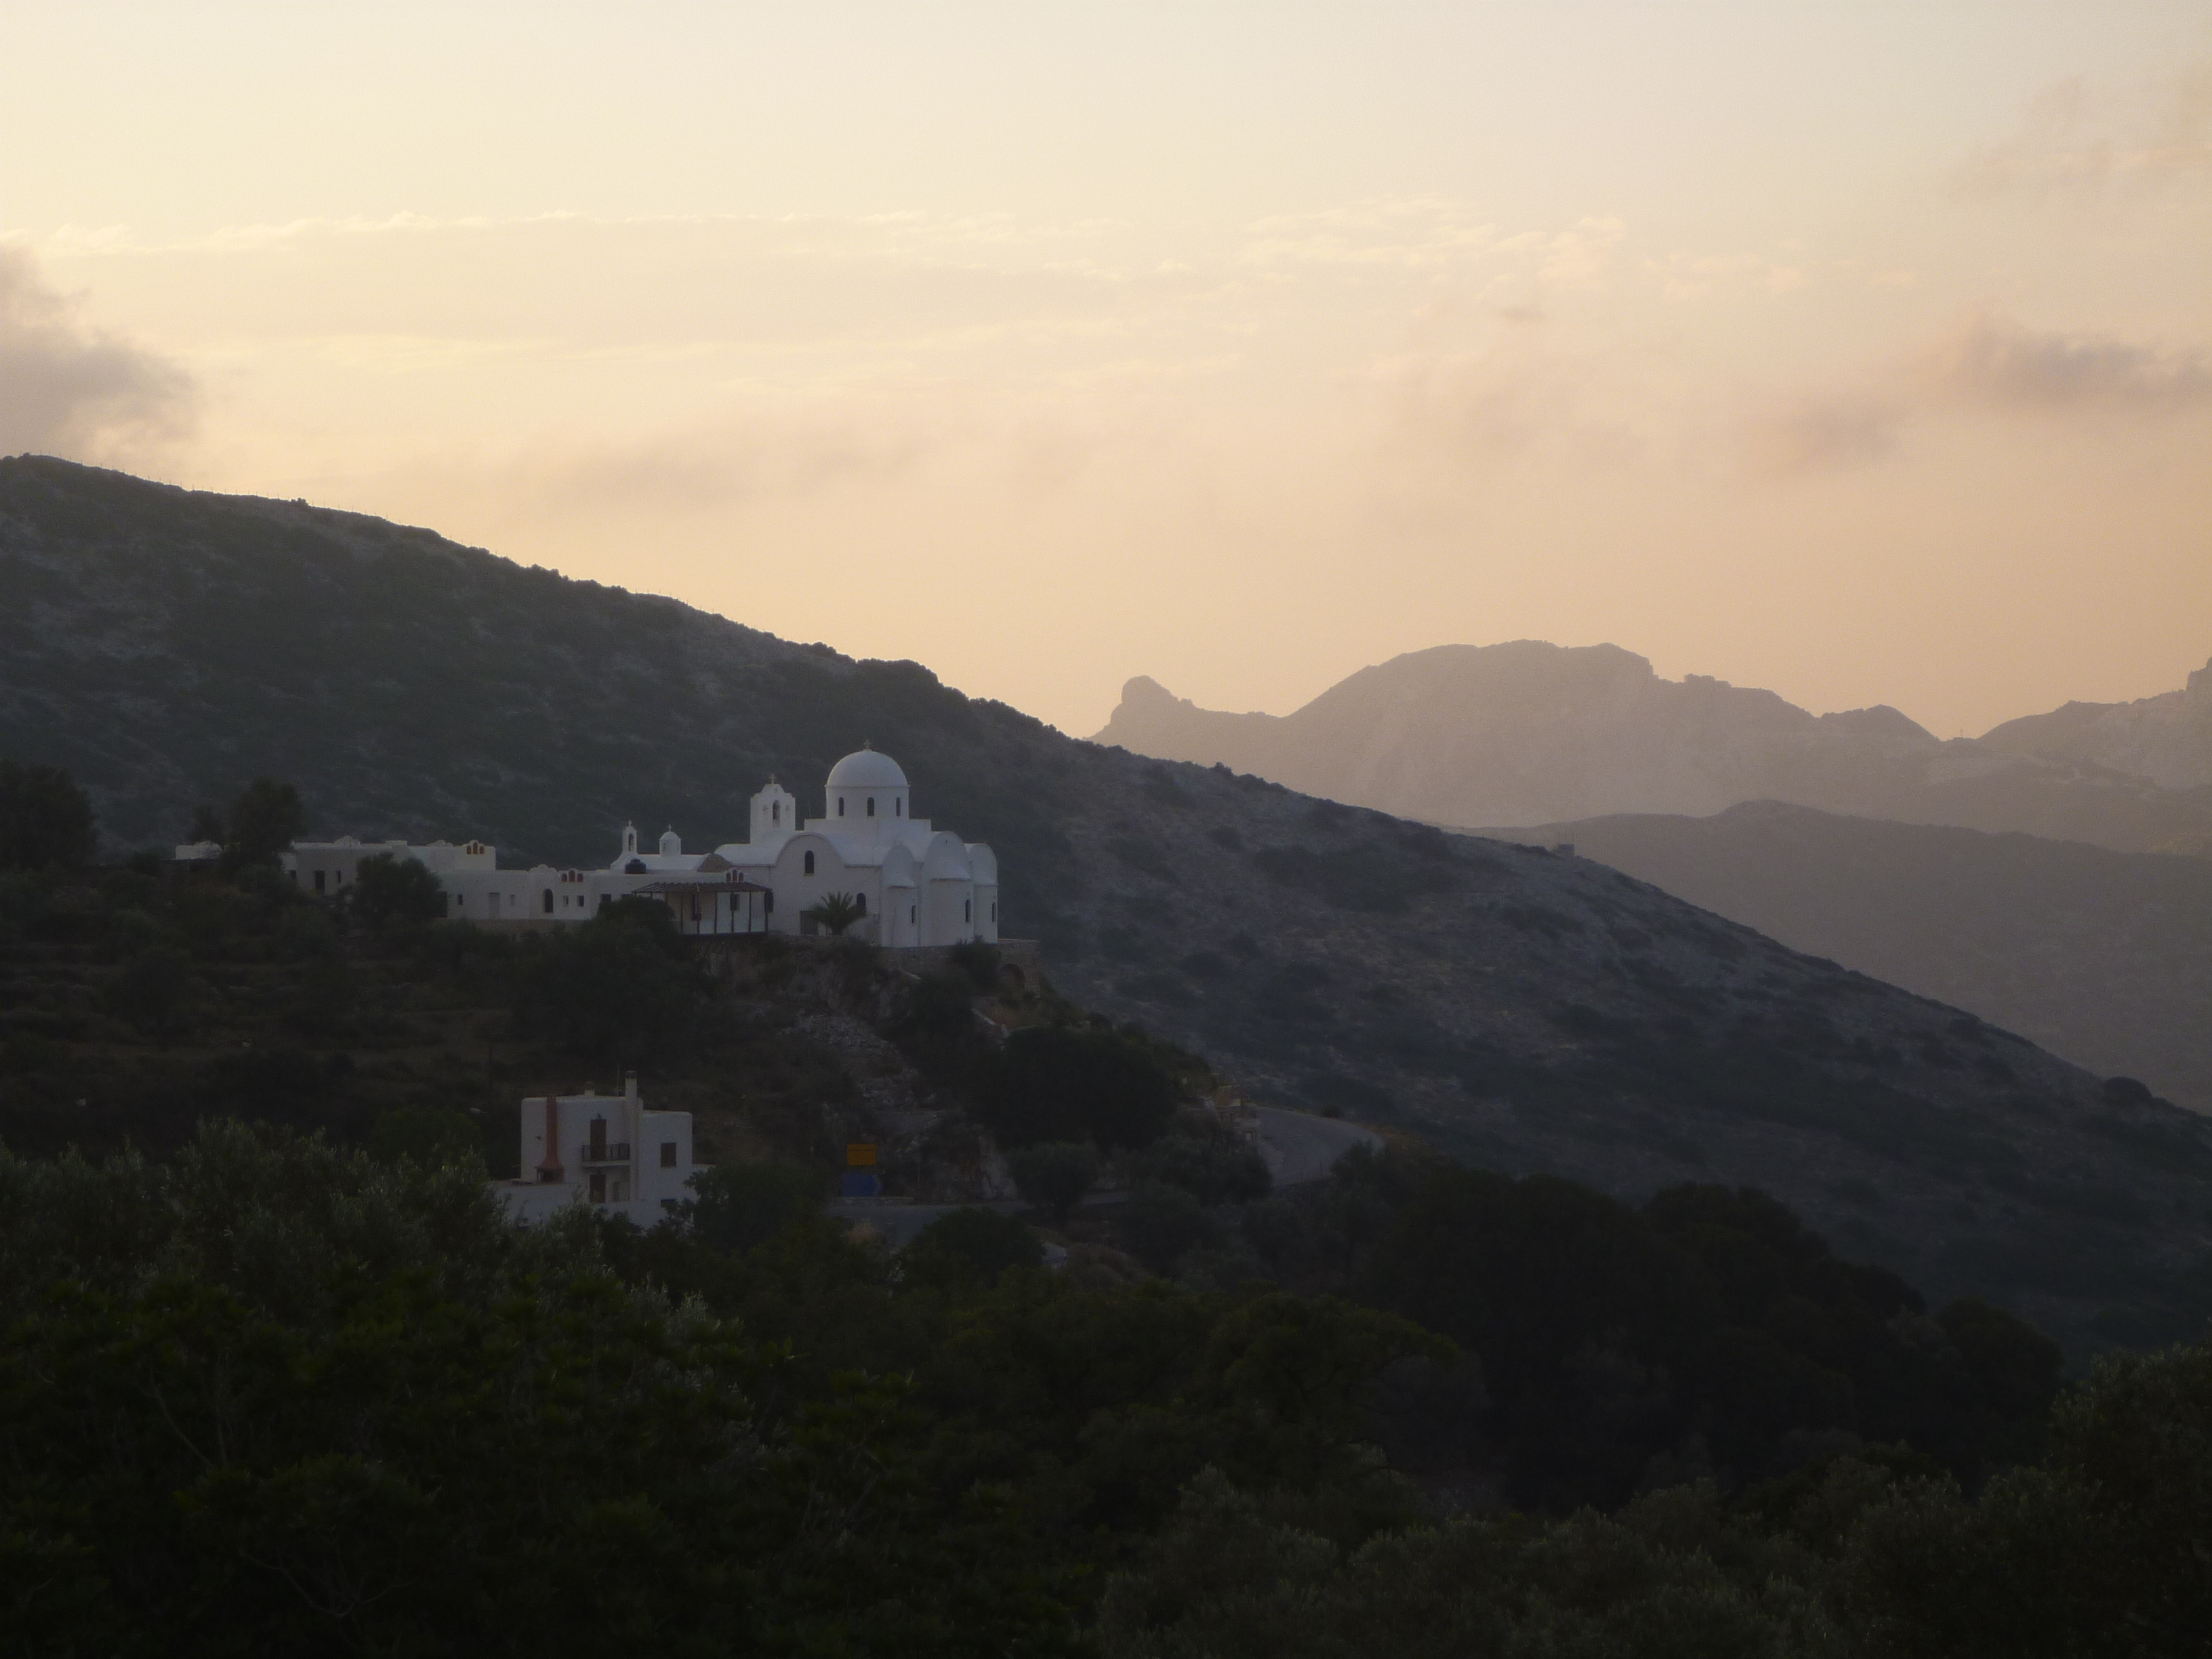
[771,802,780,825]
[895,799,903,816]
[804,851,815,875]
[866,797,876,817]
[909,905,916,923]
[855,893,867,915]
[542,889,553,914]
[964,899,971,922]
[836,798,845,816]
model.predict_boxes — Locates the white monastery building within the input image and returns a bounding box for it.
[495,1073,700,1226]
[282,747,1000,948]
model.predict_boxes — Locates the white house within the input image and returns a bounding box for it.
[494,1073,700,1226]
[283,747,1000,947]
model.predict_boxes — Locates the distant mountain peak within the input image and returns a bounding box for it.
[1978,652,2212,792]
[1094,640,2212,847]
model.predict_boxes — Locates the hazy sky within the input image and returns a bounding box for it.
[5,2,2208,739]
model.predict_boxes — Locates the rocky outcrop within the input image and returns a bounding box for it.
[1980,657,2212,797]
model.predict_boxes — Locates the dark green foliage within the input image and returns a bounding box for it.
[1354,1166,2062,1509]
[903,1206,1046,1287]
[513,896,708,1066]
[0,1106,2188,1655]
[945,939,1002,989]
[684,1160,823,1254]
[1837,1336,2212,1658]
[104,944,199,1039]
[0,759,96,868]
[222,775,306,868]
[890,968,986,1086]
[1103,1334,2212,1658]
[1127,1132,1272,1206]
[348,851,447,928]
[1009,1140,1101,1223]
[1122,1183,1224,1273]
[0,1126,1080,1657]
[367,1104,483,1168]
[974,1024,1180,1151]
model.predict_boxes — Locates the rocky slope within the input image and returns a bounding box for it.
[1093,643,2212,853]
[1479,802,2212,1115]
[4,456,2209,1353]
[1981,656,2212,798]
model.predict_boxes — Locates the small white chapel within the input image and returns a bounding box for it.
[283,747,1000,949]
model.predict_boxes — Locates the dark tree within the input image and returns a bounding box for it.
[1128,1133,1272,1206]
[1120,1182,1222,1273]
[349,852,447,928]
[973,1025,1179,1151]
[0,760,96,869]
[1008,1141,1100,1224]
[223,777,306,868]
[516,897,707,1066]
[684,1161,823,1255]
[903,1206,1044,1288]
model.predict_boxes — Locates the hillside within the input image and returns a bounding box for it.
[4,455,2210,1354]
[1981,656,2212,798]
[1477,802,2212,1115]
[1092,643,2212,853]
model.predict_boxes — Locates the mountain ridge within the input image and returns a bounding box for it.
[1094,642,2212,853]
[1473,800,2212,1114]
[1981,657,2212,795]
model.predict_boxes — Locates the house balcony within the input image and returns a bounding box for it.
[578,1143,631,1165]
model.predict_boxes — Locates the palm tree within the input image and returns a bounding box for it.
[802,892,866,937]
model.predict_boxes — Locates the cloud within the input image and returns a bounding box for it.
[1920,314,2212,412]
[1743,393,1906,476]
[0,247,197,457]
[394,406,942,527]
[1748,313,2211,475]
[1952,64,2212,198]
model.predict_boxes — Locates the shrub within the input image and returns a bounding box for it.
[106,945,199,1040]
[903,1206,1043,1288]
[1008,1141,1100,1224]
[685,1161,822,1256]
[350,852,447,928]
[369,1105,484,1170]
[514,897,706,1066]
[1120,1183,1222,1274]
[0,760,96,869]
[1128,1133,1271,1207]
[972,1024,1179,1151]
[945,939,1001,990]
[222,777,306,869]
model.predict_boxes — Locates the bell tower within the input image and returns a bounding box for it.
[750,778,797,844]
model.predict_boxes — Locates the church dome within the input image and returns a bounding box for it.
[826,747,909,789]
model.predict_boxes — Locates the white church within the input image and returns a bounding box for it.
[283,747,1000,948]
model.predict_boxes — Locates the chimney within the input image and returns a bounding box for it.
[623,1071,638,1101]
[535,1095,565,1183]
